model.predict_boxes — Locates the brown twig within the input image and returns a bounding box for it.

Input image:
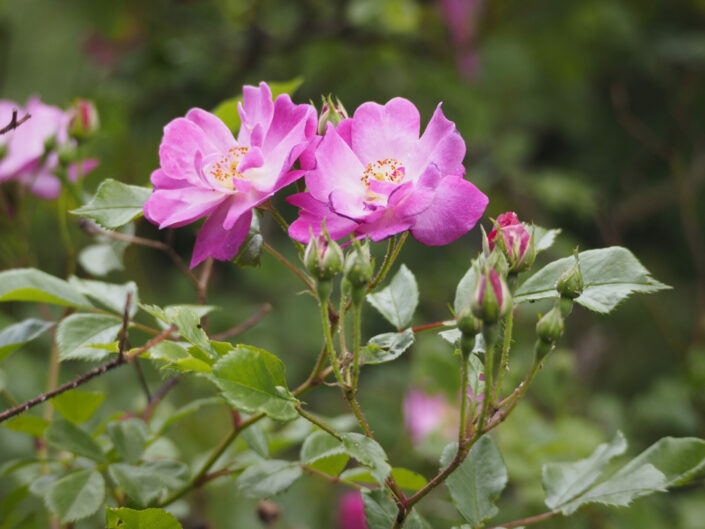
[142,375,183,423]
[212,303,272,341]
[79,221,200,288]
[0,109,31,135]
[0,326,176,424]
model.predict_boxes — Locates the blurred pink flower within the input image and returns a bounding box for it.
[338,491,368,529]
[288,97,488,245]
[438,0,485,78]
[0,97,95,200]
[403,389,454,444]
[143,82,316,267]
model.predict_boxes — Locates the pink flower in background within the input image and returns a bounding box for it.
[403,389,455,444]
[438,0,485,78]
[288,97,488,245]
[338,491,368,529]
[0,97,96,200]
[144,82,316,267]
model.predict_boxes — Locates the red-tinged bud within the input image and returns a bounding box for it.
[69,99,100,141]
[488,212,535,273]
[471,268,512,324]
[317,95,349,135]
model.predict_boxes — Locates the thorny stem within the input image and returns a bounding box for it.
[0,326,176,424]
[458,350,470,443]
[339,287,349,384]
[301,464,361,489]
[295,406,342,440]
[476,327,496,434]
[485,510,559,529]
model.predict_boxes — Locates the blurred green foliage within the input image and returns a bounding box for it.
[1,0,704,527]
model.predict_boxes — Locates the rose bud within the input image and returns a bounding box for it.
[471,268,512,324]
[556,251,584,299]
[304,223,344,283]
[488,212,535,273]
[68,99,100,141]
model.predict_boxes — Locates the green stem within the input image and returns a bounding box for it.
[368,233,408,291]
[268,207,305,254]
[476,327,496,434]
[263,242,315,293]
[494,309,514,403]
[339,286,349,384]
[296,406,342,440]
[458,349,470,443]
[319,287,346,388]
[159,413,263,506]
[351,301,363,392]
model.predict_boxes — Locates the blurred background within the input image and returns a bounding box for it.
[1,0,704,528]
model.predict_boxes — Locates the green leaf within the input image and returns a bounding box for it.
[557,464,666,515]
[152,396,223,435]
[362,488,397,529]
[52,390,105,424]
[368,264,419,329]
[341,432,391,486]
[467,353,486,403]
[362,329,415,364]
[405,511,433,529]
[106,507,183,529]
[68,277,139,317]
[241,420,271,458]
[145,305,215,359]
[515,247,671,313]
[56,313,123,361]
[543,431,627,510]
[0,268,91,307]
[0,485,29,528]
[454,262,479,315]
[300,430,349,476]
[608,436,705,488]
[235,459,303,499]
[0,319,54,362]
[71,179,152,229]
[213,77,304,132]
[108,462,187,507]
[532,225,561,253]
[46,419,105,462]
[341,467,427,491]
[4,415,49,437]
[107,418,148,463]
[440,436,508,526]
[212,345,298,422]
[45,469,105,523]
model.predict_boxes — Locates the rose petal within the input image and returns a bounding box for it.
[191,201,252,267]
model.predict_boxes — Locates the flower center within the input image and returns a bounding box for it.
[209,146,249,190]
[361,158,405,187]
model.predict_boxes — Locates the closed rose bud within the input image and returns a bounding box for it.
[344,239,374,289]
[317,95,349,136]
[536,305,564,344]
[304,224,344,283]
[488,212,535,273]
[471,268,512,324]
[556,251,583,299]
[456,305,481,337]
[69,99,99,141]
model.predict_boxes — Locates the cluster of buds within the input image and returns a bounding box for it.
[487,212,535,274]
[317,95,349,135]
